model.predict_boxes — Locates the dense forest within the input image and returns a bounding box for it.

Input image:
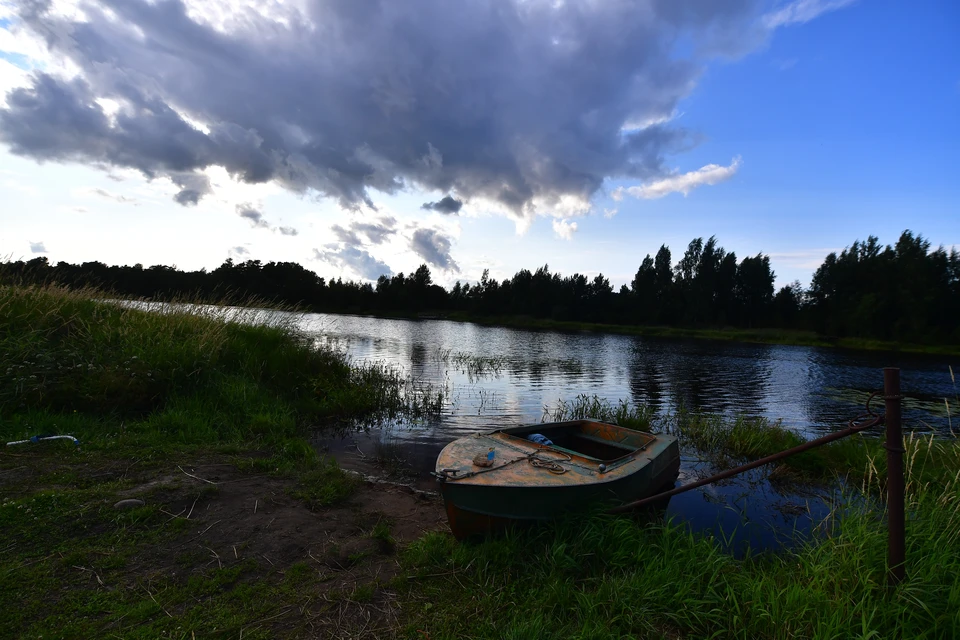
[4,230,959,344]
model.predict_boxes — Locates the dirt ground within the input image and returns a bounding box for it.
[1,449,449,638]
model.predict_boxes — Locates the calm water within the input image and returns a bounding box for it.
[293,313,956,553]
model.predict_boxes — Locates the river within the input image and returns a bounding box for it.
[291,313,956,553]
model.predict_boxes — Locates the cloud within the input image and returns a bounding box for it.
[29,241,46,253]
[614,157,741,200]
[353,217,398,245]
[410,228,458,271]
[313,246,393,280]
[602,208,618,219]
[236,203,269,228]
[233,202,298,235]
[764,0,857,29]
[89,187,137,204]
[421,195,463,215]
[228,245,249,258]
[0,0,775,216]
[332,217,398,246]
[170,172,212,205]
[318,215,399,278]
[552,219,578,241]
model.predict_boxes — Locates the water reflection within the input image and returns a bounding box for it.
[297,313,956,436]
[298,313,955,551]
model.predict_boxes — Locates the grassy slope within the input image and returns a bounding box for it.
[0,285,433,638]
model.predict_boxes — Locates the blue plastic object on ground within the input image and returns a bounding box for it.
[527,433,553,446]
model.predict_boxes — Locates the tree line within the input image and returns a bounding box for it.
[4,230,958,344]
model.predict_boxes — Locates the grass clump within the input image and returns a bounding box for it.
[544,394,899,483]
[290,457,360,509]
[399,435,960,639]
[545,393,656,431]
[0,284,442,449]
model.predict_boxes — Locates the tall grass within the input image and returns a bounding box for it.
[400,433,960,638]
[545,393,656,431]
[543,394,893,483]
[0,284,442,448]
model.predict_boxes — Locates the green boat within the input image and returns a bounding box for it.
[434,419,680,539]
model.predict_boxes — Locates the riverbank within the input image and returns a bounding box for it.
[0,284,446,637]
[3,284,959,638]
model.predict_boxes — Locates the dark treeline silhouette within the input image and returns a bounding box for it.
[4,230,959,344]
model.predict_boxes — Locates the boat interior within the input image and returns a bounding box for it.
[499,420,655,463]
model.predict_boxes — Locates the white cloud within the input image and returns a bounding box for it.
[615,157,741,200]
[552,219,578,241]
[77,186,138,204]
[620,110,682,133]
[29,240,46,253]
[763,0,857,29]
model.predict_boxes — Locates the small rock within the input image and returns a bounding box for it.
[113,498,145,510]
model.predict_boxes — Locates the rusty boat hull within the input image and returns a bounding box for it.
[435,420,680,539]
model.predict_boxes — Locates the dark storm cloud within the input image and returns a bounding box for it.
[313,246,393,280]
[421,196,464,215]
[410,229,458,271]
[1,0,766,212]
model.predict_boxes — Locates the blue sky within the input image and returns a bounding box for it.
[0,0,957,289]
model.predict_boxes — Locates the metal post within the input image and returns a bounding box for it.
[884,367,905,586]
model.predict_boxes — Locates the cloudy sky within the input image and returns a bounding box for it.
[1,0,957,289]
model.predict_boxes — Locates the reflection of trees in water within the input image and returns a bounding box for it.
[307,313,957,436]
[627,340,771,419]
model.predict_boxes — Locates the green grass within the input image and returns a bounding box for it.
[398,434,960,639]
[0,284,443,448]
[0,284,443,637]
[543,393,923,485]
[6,283,960,638]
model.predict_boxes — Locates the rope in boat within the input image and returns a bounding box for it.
[529,455,568,474]
[436,446,571,481]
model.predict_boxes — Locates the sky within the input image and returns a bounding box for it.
[1,0,957,290]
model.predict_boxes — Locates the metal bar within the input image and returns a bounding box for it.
[884,367,905,586]
[609,404,883,514]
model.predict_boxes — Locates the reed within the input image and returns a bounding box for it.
[544,394,656,431]
[543,394,896,483]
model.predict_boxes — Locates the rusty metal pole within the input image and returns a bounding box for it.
[884,367,905,587]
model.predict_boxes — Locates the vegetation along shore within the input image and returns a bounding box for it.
[2,284,959,638]
[5,229,959,354]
